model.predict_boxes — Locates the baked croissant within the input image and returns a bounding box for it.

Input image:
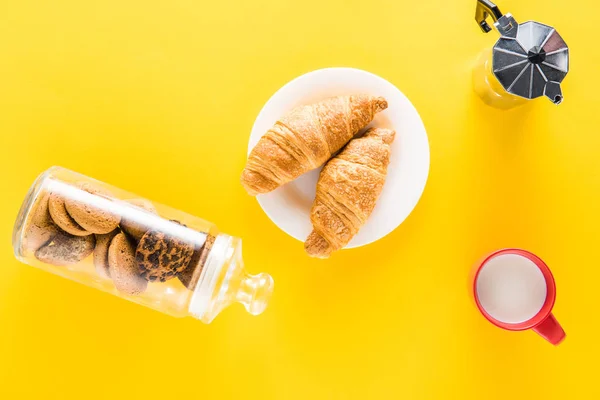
[241,95,388,196]
[305,128,396,258]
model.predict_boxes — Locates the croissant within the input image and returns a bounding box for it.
[305,128,396,258]
[241,95,388,196]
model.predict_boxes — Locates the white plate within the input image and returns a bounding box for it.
[248,67,430,249]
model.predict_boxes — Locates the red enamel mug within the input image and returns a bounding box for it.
[472,249,566,345]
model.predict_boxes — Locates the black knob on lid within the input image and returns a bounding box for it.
[527,46,547,64]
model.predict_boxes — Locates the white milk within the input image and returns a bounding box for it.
[476,254,547,324]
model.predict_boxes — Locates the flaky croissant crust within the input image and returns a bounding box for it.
[305,128,396,258]
[241,95,388,196]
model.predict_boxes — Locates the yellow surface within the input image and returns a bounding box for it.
[0,0,598,398]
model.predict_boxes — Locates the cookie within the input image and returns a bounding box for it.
[136,225,195,282]
[35,232,96,266]
[178,234,215,290]
[64,182,121,234]
[22,190,60,252]
[120,199,158,241]
[108,232,147,295]
[93,230,119,279]
[48,192,91,236]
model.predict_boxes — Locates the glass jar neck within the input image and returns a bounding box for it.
[188,235,273,323]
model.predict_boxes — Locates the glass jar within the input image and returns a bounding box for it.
[472,48,527,110]
[12,166,274,323]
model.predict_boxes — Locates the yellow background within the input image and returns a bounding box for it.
[0,0,598,398]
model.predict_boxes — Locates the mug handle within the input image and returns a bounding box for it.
[533,313,566,345]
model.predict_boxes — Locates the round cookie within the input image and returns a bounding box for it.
[48,192,90,236]
[35,232,95,266]
[136,226,195,283]
[64,182,121,234]
[120,199,158,241]
[108,232,147,295]
[178,234,215,290]
[93,230,119,279]
[22,190,60,253]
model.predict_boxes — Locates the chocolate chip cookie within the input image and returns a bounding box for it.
[178,234,215,290]
[108,232,147,295]
[120,198,157,241]
[64,182,121,234]
[23,190,60,253]
[35,232,96,266]
[93,230,119,279]
[48,192,91,236]
[136,225,195,282]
